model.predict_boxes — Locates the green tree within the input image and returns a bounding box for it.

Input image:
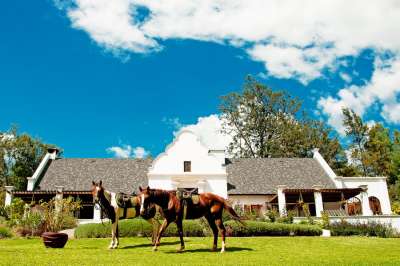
[219,76,344,165]
[342,108,369,175]
[0,126,60,190]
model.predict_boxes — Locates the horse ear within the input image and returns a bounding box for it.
[99,180,102,186]
[146,186,150,191]
[92,181,96,186]
[139,186,143,192]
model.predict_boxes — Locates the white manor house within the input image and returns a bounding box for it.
[4,130,399,229]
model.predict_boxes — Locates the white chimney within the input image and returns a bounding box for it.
[27,148,59,191]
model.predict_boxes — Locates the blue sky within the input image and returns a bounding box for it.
[1,1,399,158]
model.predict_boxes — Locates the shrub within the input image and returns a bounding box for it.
[329,221,395,238]
[265,209,278,223]
[225,220,321,237]
[0,226,12,239]
[75,219,322,238]
[75,219,208,238]
[40,197,81,232]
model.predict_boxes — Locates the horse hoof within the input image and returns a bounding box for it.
[211,247,217,252]
[220,249,225,253]
[177,247,185,253]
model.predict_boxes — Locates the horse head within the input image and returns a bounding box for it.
[138,186,151,216]
[91,180,104,205]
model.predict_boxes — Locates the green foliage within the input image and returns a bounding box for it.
[0,226,12,238]
[4,197,25,227]
[40,197,80,232]
[276,210,294,224]
[321,211,330,229]
[0,126,61,190]
[225,220,322,236]
[265,209,278,222]
[219,76,343,164]
[329,221,395,238]
[75,219,322,238]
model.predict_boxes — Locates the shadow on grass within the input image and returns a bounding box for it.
[164,247,253,254]
[122,241,183,249]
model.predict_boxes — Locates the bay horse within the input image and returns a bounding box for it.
[138,186,243,253]
[91,181,158,249]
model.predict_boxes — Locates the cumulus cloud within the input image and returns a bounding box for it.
[56,0,400,84]
[173,114,231,150]
[318,56,400,133]
[107,145,149,158]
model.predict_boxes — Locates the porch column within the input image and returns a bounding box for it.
[359,185,373,216]
[312,185,324,217]
[93,204,101,221]
[277,185,287,217]
[4,186,14,207]
[55,186,64,213]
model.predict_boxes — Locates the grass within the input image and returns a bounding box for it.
[1,237,400,265]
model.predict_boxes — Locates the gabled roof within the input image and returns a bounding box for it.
[38,158,152,194]
[226,158,336,194]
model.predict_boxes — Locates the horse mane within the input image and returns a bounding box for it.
[149,189,173,208]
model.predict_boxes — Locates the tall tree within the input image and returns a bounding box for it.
[219,76,343,165]
[0,126,60,190]
[342,108,370,175]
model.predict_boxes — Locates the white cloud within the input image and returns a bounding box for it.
[57,0,400,84]
[106,145,149,158]
[174,114,231,150]
[318,57,400,133]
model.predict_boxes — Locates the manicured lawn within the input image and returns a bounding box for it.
[1,237,400,265]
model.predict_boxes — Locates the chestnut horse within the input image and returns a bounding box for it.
[138,186,243,253]
[91,181,158,249]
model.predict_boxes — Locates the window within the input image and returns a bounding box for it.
[184,161,191,172]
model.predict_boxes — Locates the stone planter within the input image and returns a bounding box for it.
[321,229,331,237]
[42,232,68,248]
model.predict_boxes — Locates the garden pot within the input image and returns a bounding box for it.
[42,232,68,248]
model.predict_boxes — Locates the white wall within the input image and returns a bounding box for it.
[148,130,228,198]
[339,177,392,215]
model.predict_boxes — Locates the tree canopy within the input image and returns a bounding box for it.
[0,126,60,190]
[219,76,345,168]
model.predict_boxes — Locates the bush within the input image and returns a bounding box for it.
[0,226,12,239]
[75,219,322,238]
[225,220,321,236]
[75,219,208,238]
[329,221,395,238]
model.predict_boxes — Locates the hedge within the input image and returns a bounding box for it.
[74,219,322,238]
[0,226,12,239]
[225,221,322,236]
[329,221,396,238]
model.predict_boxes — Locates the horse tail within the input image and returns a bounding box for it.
[223,201,246,226]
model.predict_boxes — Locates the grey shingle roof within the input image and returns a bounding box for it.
[38,158,152,193]
[226,158,336,194]
[37,157,336,195]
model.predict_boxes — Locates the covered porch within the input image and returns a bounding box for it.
[267,186,371,217]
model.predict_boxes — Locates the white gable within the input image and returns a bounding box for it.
[149,130,225,175]
[148,130,227,198]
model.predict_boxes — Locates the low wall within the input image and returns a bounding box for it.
[294,215,400,232]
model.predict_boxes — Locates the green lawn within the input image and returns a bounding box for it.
[1,237,400,265]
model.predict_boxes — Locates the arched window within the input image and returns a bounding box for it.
[345,197,362,216]
[368,196,382,215]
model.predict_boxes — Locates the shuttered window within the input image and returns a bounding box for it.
[184,161,191,172]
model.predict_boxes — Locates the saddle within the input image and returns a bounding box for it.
[115,193,138,219]
[176,188,200,205]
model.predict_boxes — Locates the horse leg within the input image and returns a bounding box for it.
[215,218,226,253]
[109,220,116,249]
[114,222,119,249]
[205,215,218,251]
[153,219,170,251]
[176,219,185,252]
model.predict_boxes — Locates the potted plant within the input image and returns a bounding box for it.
[40,197,80,248]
